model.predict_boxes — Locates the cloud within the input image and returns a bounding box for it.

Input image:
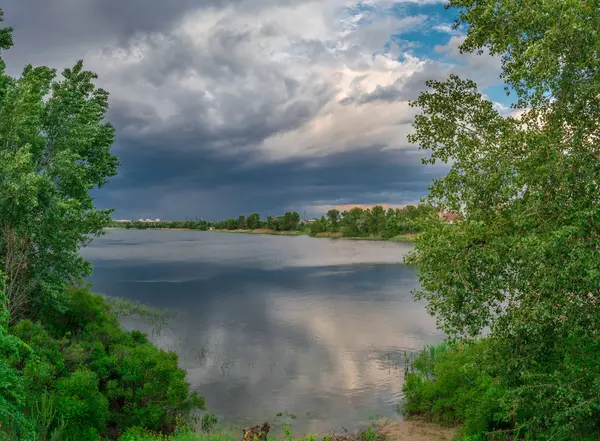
[432,23,460,35]
[3,0,503,219]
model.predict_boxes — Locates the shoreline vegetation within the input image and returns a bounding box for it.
[106,227,415,242]
[109,204,435,242]
[119,418,457,441]
[215,229,416,242]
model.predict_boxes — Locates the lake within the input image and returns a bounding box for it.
[83,230,442,434]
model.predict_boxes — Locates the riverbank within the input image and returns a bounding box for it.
[106,227,415,242]
[212,228,307,236]
[212,229,415,242]
[129,418,456,441]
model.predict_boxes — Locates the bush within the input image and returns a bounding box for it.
[3,287,204,441]
[403,341,508,438]
[403,337,600,440]
[54,369,109,441]
[0,272,35,441]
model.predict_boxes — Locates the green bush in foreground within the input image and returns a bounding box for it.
[403,341,507,439]
[1,284,204,441]
[403,339,600,440]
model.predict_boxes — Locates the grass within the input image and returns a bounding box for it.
[119,429,237,441]
[118,412,460,441]
[120,424,384,441]
[388,234,415,242]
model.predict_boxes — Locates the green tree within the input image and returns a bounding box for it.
[0,19,119,321]
[309,219,326,236]
[236,215,246,230]
[326,209,340,232]
[246,213,261,230]
[406,0,600,438]
[341,207,363,235]
[225,218,236,230]
[367,205,386,235]
[282,212,300,231]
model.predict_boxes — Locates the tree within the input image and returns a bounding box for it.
[341,207,364,235]
[0,18,119,321]
[309,219,326,236]
[406,1,600,438]
[368,205,386,235]
[236,215,246,230]
[282,212,300,231]
[326,209,340,232]
[246,213,261,230]
[225,218,236,230]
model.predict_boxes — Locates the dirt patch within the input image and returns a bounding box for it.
[378,419,456,441]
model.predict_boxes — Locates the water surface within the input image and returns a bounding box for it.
[83,230,442,434]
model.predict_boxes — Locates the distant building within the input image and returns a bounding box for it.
[303,219,317,224]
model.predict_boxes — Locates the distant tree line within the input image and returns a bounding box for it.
[309,204,436,237]
[111,204,437,238]
[211,211,301,231]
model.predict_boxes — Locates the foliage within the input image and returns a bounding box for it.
[200,414,218,433]
[405,0,600,439]
[116,205,438,239]
[0,287,204,441]
[0,14,119,322]
[117,427,237,441]
[403,342,507,438]
[115,426,366,441]
[450,0,600,110]
[0,270,35,441]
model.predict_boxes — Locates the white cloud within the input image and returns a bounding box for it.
[81,1,502,164]
[432,23,460,35]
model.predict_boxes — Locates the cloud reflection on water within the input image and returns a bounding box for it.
[85,230,442,434]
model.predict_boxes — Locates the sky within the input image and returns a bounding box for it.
[2,0,507,220]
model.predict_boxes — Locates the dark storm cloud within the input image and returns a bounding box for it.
[2,0,243,60]
[88,17,337,157]
[1,0,195,71]
[3,0,455,219]
[96,137,441,220]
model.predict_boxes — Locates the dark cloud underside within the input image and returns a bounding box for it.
[3,0,498,218]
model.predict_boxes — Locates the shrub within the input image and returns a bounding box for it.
[0,271,34,441]
[403,336,600,440]
[403,341,507,438]
[54,369,109,441]
[4,288,204,440]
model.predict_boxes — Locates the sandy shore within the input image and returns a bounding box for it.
[378,418,456,441]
